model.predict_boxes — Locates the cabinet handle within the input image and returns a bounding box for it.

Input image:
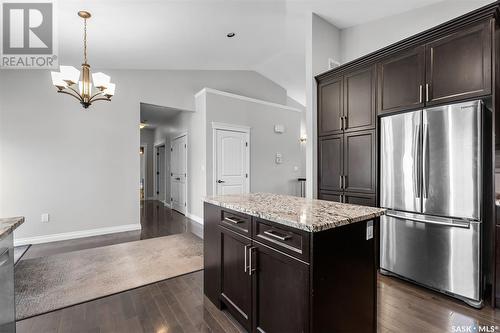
[419,85,423,103]
[343,116,348,129]
[224,217,242,224]
[344,175,348,189]
[264,230,291,241]
[340,116,344,130]
[248,247,256,276]
[339,175,343,189]
[244,244,250,272]
[425,83,430,102]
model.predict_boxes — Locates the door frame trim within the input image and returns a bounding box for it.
[212,122,251,195]
[153,142,167,204]
[140,143,148,200]
[170,133,188,215]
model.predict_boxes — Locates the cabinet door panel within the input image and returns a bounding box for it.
[318,134,343,191]
[344,65,376,132]
[426,22,491,105]
[252,243,309,333]
[377,46,425,115]
[318,78,343,135]
[318,190,342,202]
[220,227,252,331]
[345,193,376,207]
[344,130,376,194]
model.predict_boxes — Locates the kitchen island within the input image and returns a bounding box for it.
[203,193,385,333]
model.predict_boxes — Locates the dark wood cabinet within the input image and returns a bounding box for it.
[426,22,491,105]
[219,226,252,331]
[377,46,425,115]
[344,65,376,132]
[252,243,309,333]
[344,130,376,194]
[318,77,343,135]
[318,190,341,202]
[345,193,376,207]
[318,134,343,191]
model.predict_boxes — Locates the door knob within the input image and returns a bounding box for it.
[217,180,225,183]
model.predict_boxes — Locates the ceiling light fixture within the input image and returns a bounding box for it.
[227,32,236,38]
[51,11,115,109]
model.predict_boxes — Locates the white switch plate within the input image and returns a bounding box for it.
[366,221,373,240]
[274,124,285,133]
[275,153,283,164]
[41,213,50,223]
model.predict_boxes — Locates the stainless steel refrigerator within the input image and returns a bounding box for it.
[379,99,483,307]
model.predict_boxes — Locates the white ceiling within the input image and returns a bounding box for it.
[140,103,188,128]
[57,0,451,106]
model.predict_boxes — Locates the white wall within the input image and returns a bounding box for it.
[203,89,304,200]
[340,0,492,63]
[305,13,341,198]
[0,69,288,241]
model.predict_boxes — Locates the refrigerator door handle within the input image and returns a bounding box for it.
[385,211,471,229]
[413,125,420,198]
[422,123,429,199]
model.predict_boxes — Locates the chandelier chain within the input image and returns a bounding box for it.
[83,18,88,64]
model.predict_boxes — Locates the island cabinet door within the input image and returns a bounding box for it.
[251,242,309,333]
[219,226,253,331]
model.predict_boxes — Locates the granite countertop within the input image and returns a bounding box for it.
[204,193,385,232]
[0,216,25,238]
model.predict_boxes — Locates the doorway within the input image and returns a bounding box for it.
[154,144,167,204]
[140,145,147,200]
[170,134,187,215]
[212,123,250,195]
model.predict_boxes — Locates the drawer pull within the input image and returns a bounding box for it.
[224,217,243,224]
[264,230,291,241]
[0,248,9,267]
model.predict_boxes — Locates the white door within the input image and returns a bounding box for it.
[170,135,187,214]
[215,129,249,195]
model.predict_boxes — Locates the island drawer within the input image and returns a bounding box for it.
[253,218,310,262]
[220,209,251,236]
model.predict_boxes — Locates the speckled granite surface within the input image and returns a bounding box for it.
[0,216,24,238]
[204,193,385,232]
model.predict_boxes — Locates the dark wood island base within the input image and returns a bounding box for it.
[203,193,385,333]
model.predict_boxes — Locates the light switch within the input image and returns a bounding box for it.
[274,125,285,133]
[41,213,50,223]
[275,153,283,164]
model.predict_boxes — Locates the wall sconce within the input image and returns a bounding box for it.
[139,147,144,155]
[300,135,307,143]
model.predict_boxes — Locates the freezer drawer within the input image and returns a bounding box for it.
[380,212,481,303]
[0,233,15,332]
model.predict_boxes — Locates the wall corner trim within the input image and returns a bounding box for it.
[14,223,142,246]
[195,87,302,112]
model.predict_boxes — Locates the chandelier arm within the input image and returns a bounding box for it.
[88,97,111,103]
[66,86,84,101]
[88,92,104,103]
[58,90,84,102]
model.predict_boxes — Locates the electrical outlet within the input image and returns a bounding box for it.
[41,213,50,223]
[275,153,283,164]
[366,221,373,240]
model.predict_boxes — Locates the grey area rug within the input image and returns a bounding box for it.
[15,233,203,320]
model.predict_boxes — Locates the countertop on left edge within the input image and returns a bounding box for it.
[0,217,24,238]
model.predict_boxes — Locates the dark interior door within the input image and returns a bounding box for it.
[318,134,343,191]
[425,22,491,105]
[252,242,309,333]
[344,65,376,132]
[344,130,376,194]
[377,46,425,115]
[318,77,343,135]
[220,227,252,331]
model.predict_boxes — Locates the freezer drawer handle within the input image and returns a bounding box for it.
[385,212,470,229]
[0,248,9,267]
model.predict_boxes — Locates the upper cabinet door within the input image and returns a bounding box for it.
[377,46,425,115]
[318,134,343,191]
[343,130,376,194]
[425,22,491,105]
[344,65,376,132]
[318,77,343,135]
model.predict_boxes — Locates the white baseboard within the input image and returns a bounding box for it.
[162,201,171,208]
[186,213,203,239]
[14,223,142,246]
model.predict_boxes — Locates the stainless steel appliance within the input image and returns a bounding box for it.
[379,100,483,308]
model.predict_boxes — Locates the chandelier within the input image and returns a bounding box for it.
[50,11,115,109]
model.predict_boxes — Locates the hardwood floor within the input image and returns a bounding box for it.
[16,201,500,332]
[22,200,188,259]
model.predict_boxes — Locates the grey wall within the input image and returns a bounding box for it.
[340,0,492,63]
[204,90,304,200]
[1,69,288,241]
